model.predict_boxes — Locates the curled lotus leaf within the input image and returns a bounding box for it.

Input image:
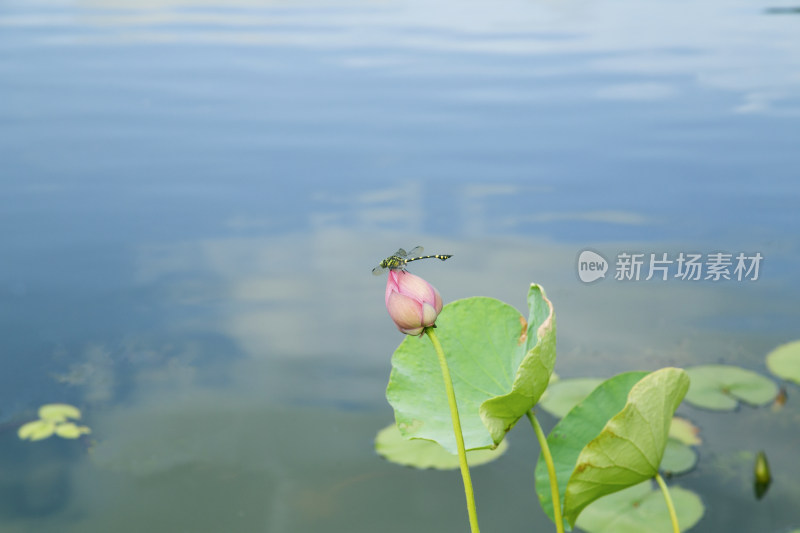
[534,371,649,527]
[387,284,556,453]
[563,367,691,527]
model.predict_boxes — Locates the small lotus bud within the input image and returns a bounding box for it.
[384,270,443,335]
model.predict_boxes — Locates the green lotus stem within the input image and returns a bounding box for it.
[527,410,565,533]
[425,327,480,533]
[655,472,680,533]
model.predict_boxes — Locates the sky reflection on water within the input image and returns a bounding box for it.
[1,0,800,531]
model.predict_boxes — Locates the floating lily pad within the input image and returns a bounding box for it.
[387,284,556,453]
[374,424,508,469]
[766,340,800,385]
[669,417,701,446]
[18,419,56,441]
[657,418,701,475]
[18,403,89,441]
[538,378,604,419]
[685,365,777,410]
[39,403,82,422]
[563,368,690,526]
[661,438,698,475]
[54,422,91,439]
[575,481,704,533]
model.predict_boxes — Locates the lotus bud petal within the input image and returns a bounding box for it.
[384,270,443,335]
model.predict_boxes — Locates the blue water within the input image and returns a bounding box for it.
[1,0,799,531]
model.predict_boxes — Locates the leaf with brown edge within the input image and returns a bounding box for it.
[562,367,690,527]
[387,284,556,453]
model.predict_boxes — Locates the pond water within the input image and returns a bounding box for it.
[1,0,799,531]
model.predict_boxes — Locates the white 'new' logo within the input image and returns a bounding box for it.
[577,250,608,283]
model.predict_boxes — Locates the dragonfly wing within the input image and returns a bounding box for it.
[372,265,387,275]
[406,246,424,256]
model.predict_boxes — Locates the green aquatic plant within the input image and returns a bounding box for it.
[386,287,555,452]
[539,378,701,477]
[375,423,508,469]
[574,481,703,533]
[753,450,771,500]
[17,403,91,442]
[766,340,800,385]
[539,378,604,419]
[557,368,691,528]
[661,417,701,475]
[377,272,702,533]
[684,365,778,410]
[532,370,701,532]
[381,266,482,532]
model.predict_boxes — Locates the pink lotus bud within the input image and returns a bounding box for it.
[384,270,444,335]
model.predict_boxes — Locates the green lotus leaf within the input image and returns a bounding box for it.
[669,417,701,446]
[39,403,82,422]
[539,378,604,419]
[574,481,704,533]
[661,438,698,475]
[54,422,91,439]
[563,367,690,527]
[766,340,800,384]
[387,284,556,453]
[535,371,648,528]
[684,365,777,410]
[18,419,56,441]
[659,417,700,474]
[374,424,508,469]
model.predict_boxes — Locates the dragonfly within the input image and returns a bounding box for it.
[372,246,453,275]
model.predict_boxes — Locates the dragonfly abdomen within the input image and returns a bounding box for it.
[405,254,452,263]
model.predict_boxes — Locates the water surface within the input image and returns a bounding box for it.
[1,0,799,531]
